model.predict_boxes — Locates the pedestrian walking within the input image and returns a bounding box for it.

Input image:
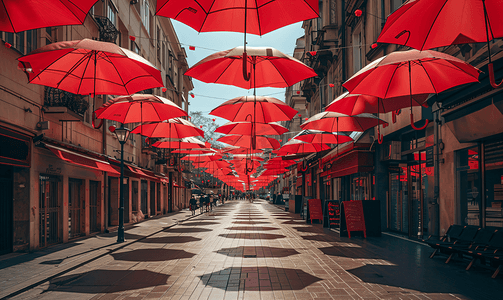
[190,196,197,216]
[199,194,205,214]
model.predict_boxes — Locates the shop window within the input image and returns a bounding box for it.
[350,173,373,200]
[484,140,503,228]
[457,146,481,226]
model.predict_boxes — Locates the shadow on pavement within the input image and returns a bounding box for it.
[275,217,294,220]
[225,226,279,231]
[216,246,299,258]
[111,249,195,262]
[318,246,380,259]
[233,217,267,220]
[302,235,331,242]
[281,220,306,225]
[47,269,169,294]
[139,236,202,244]
[164,227,212,233]
[200,267,322,291]
[232,221,271,225]
[218,233,285,240]
[179,221,220,226]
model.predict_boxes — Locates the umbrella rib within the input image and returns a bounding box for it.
[194,0,213,32]
[2,1,16,32]
[74,52,94,94]
[65,0,90,21]
[420,0,449,50]
[382,64,401,99]
[266,59,289,87]
[254,0,263,36]
[417,60,439,95]
[428,58,479,80]
[104,53,130,94]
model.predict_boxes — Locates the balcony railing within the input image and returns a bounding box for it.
[44,87,89,118]
[94,16,119,43]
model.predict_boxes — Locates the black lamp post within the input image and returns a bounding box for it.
[111,124,130,243]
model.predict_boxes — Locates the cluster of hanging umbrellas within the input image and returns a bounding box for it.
[5,0,502,192]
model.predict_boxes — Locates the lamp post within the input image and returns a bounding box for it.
[110,124,130,243]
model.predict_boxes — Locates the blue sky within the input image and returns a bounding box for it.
[172,20,305,126]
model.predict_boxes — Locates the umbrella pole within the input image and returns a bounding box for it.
[242,0,251,81]
[483,0,502,88]
[409,61,428,130]
[377,98,383,144]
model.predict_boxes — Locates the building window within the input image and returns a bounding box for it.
[1,30,37,54]
[131,40,140,54]
[157,26,161,62]
[142,0,150,35]
[484,140,503,228]
[107,1,117,26]
[352,25,363,73]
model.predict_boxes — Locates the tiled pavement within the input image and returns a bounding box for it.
[1,200,502,300]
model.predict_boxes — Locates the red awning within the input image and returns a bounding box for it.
[321,150,374,178]
[46,144,119,175]
[126,165,162,182]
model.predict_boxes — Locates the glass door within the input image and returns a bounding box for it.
[389,165,408,234]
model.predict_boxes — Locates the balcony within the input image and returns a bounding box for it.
[43,87,89,121]
[94,16,119,43]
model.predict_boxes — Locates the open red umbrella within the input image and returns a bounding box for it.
[301,112,387,132]
[130,118,204,138]
[18,39,163,97]
[218,135,280,150]
[216,121,288,136]
[0,0,98,32]
[376,0,503,88]
[293,130,353,144]
[342,49,480,132]
[210,96,297,122]
[274,139,331,156]
[94,94,186,126]
[326,92,430,116]
[156,0,318,36]
[220,146,263,155]
[185,46,316,90]
[151,137,206,149]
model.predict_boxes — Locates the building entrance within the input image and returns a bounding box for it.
[0,165,13,255]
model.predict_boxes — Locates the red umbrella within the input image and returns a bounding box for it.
[185,46,316,90]
[156,0,318,36]
[151,137,206,149]
[210,96,297,123]
[216,121,288,136]
[376,0,503,88]
[94,94,187,126]
[0,0,98,32]
[220,146,263,155]
[182,154,222,163]
[130,118,204,138]
[274,139,331,156]
[342,49,480,131]
[301,112,387,132]
[201,160,231,170]
[293,130,353,144]
[218,135,280,150]
[18,39,163,96]
[326,92,430,116]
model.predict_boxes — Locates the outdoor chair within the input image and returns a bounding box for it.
[441,228,496,264]
[434,226,480,263]
[424,224,464,258]
[461,229,503,272]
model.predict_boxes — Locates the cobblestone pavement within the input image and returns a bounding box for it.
[1,200,502,300]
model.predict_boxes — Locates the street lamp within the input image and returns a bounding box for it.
[110,124,130,243]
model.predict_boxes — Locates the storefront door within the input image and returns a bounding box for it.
[89,180,100,233]
[39,175,61,247]
[0,165,13,255]
[141,180,148,214]
[68,179,84,239]
[150,181,155,216]
[389,166,408,234]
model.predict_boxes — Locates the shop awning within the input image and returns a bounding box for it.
[46,144,119,175]
[321,149,373,178]
[126,165,163,182]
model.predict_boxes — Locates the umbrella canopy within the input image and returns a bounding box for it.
[293,130,353,144]
[0,0,98,33]
[376,0,502,88]
[94,95,187,124]
[326,92,430,115]
[216,121,288,136]
[172,148,216,154]
[343,50,480,99]
[156,0,318,36]
[185,46,317,89]
[201,160,231,170]
[220,146,263,155]
[182,154,222,163]
[377,0,503,50]
[218,135,280,150]
[210,96,297,122]
[151,137,205,149]
[18,39,164,96]
[274,139,331,156]
[342,49,480,131]
[301,112,387,132]
[130,119,203,138]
